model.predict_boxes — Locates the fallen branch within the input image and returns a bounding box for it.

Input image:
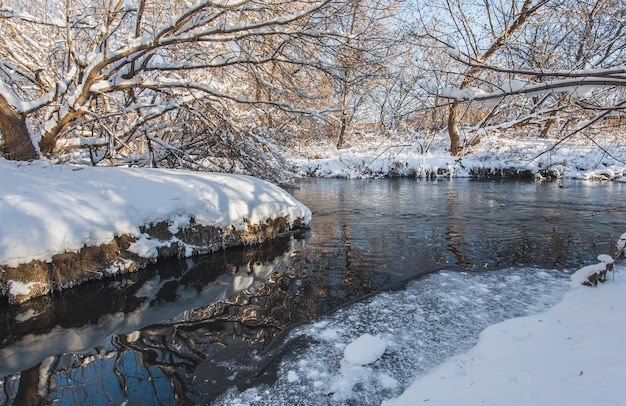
[570,232,626,288]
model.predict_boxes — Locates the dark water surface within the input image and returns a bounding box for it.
[1,178,624,405]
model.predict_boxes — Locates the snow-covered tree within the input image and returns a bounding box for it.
[408,0,626,156]
[320,0,399,149]
[0,0,341,180]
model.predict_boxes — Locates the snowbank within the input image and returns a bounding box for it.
[0,159,310,302]
[384,264,626,406]
[286,132,626,180]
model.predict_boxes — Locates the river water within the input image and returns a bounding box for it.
[1,178,625,405]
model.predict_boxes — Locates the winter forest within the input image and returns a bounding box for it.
[2,1,626,405]
[1,0,625,182]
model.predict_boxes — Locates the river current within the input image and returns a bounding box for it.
[1,178,625,405]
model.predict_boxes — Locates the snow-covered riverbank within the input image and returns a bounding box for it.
[286,131,626,181]
[0,158,311,303]
[385,263,626,405]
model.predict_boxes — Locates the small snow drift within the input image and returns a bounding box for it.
[569,254,614,288]
[328,334,389,400]
[343,333,388,366]
[570,234,626,289]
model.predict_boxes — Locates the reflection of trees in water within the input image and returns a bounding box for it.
[432,182,605,272]
[5,333,201,404]
[0,256,336,404]
[12,364,42,405]
[0,236,310,405]
[0,237,297,351]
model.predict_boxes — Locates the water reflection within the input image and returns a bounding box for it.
[1,179,625,405]
[0,257,341,405]
[0,234,306,377]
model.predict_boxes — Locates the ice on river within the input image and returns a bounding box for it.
[214,267,570,405]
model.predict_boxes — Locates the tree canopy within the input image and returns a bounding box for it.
[1,0,624,179]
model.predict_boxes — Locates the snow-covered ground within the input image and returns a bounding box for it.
[0,158,311,269]
[286,130,626,181]
[385,265,626,406]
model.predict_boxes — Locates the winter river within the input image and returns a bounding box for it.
[1,178,625,405]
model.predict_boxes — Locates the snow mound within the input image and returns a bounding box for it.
[343,333,387,365]
[569,254,615,289]
[0,159,311,267]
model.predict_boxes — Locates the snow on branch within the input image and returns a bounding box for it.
[449,51,626,79]
[441,47,626,104]
[0,6,66,28]
[154,0,331,47]
[440,76,626,103]
[0,0,377,175]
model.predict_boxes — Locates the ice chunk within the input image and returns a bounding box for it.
[343,333,387,366]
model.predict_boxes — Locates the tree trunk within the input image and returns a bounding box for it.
[0,94,38,161]
[445,0,540,157]
[336,84,350,150]
[337,110,348,149]
[448,101,462,156]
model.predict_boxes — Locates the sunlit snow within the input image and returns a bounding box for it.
[0,158,311,268]
[385,264,626,406]
[285,131,626,180]
[343,333,388,366]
